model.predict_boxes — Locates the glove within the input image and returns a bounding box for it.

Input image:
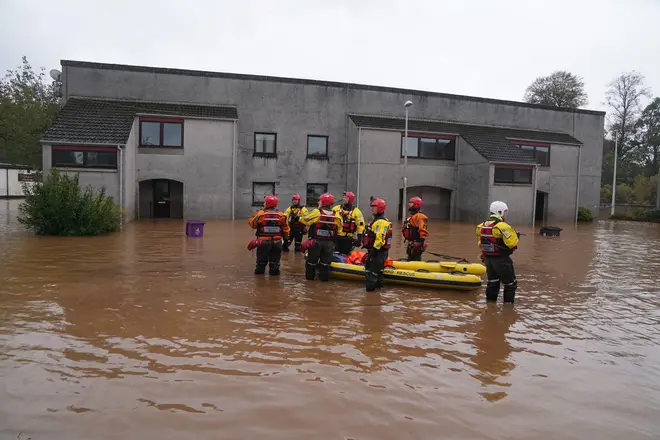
[516,231,521,238]
[479,253,484,263]
[353,234,363,247]
[292,215,300,222]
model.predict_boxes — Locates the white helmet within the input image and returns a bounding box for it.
[489,201,509,217]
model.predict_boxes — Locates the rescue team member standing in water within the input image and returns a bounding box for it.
[476,201,519,303]
[332,191,365,255]
[283,194,308,252]
[300,193,342,282]
[247,195,290,275]
[402,196,429,261]
[362,198,392,291]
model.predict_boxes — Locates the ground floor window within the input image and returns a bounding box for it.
[252,182,275,206]
[306,183,327,207]
[494,166,533,184]
[52,146,117,169]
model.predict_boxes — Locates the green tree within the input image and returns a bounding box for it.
[634,97,660,176]
[0,56,61,168]
[523,70,588,108]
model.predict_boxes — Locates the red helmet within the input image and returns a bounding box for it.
[292,194,301,202]
[343,191,355,205]
[264,195,278,209]
[319,193,335,207]
[370,198,386,214]
[409,196,423,209]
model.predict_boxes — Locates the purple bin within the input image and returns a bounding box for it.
[185,220,206,238]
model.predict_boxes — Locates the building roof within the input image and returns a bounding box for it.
[349,114,583,164]
[41,97,238,145]
[61,60,606,117]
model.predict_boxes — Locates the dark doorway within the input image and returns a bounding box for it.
[535,191,547,222]
[153,179,171,218]
[399,186,452,221]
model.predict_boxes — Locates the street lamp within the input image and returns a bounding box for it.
[611,133,618,216]
[402,100,413,222]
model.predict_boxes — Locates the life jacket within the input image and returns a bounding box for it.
[339,206,357,234]
[257,210,283,238]
[288,205,305,228]
[311,208,337,240]
[347,250,367,265]
[402,211,422,241]
[479,218,511,256]
[363,216,392,250]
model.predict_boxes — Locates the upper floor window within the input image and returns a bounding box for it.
[307,135,328,158]
[139,118,184,148]
[494,166,533,184]
[52,146,117,169]
[401,134,456,160]
[254,133,277,157]
[514,142,550,166]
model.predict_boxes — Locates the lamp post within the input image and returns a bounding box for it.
[611,133,618,217]
[402,100,413,222]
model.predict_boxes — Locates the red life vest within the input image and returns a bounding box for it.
[311,208,337,240]
[402,213,421,241]
[363,217,392,250]
[257,210,283,238]
[479,218,511,256]
[340,207,357,234]
[288,206,305,228]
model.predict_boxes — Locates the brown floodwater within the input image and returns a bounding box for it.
[1,198,660,439]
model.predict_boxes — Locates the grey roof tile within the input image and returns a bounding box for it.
[41,98,238,144]
[348,114,582,164]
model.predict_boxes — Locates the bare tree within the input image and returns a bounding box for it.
[523,71,588,108]
[605,71,651,159]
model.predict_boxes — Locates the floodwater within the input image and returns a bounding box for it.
[1,198,660,440]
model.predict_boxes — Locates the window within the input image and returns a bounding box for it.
[52,147,117,169]
[252,182,275,206]
[306,183,327,207]
[254,133,277,156]
[307,135,328,158]
[401,135,456,160]
[139,118,184,148]
[515,142,550,166]
[494,167,533,184]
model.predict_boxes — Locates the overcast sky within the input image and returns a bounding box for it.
[1,0,658,114]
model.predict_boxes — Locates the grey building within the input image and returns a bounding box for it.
[40,60,605,226]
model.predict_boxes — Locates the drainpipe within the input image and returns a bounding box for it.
[118,145,124,230]
[356,127,362,208]
[531,164,539,228]
[575,145,582,223]
[232,119,237,220]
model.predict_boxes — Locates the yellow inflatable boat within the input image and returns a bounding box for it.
[389,260,486,275]
[328,262,482,291]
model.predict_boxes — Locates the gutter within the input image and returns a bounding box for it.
[118,145,124,230]
[531,164,539,228]
[232,119,237,220]
[40,140,126,147]
[356,128,362,208]
[575,145,582,223]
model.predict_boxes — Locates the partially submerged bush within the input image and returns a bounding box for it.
[18,169,121,236]
[610,208,660,223]
[577,207,593,222]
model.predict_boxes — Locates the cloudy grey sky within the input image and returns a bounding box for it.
[1,0,658,113]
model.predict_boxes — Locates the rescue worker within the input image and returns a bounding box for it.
[402,196,429,261]
[300,193,342,281]
[476,201,520,303]
[332,191,365,255]
[283,194,308,252]
[247,195,290,276]
[362,198,392,291]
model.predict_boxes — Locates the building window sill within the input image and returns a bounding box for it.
[493,182,532,187]
[253,153,277,158]
[53,167,117,173]
[139,146,183,150]
[306,155,329,161]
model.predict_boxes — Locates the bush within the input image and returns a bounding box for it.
[18,169,122,236]
[577,207,593,222]
[610,208,660,223]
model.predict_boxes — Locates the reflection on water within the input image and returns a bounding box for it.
[1,198,660,439]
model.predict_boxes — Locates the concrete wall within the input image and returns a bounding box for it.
[456,138,490,223]
[62,63,605,220]
[536,144,581,223]
[123,120,137,222]
[136,118,235,219]
[488,165,535,226]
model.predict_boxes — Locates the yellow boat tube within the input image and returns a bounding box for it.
[389,260,486,275]
[328,262,482,291]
